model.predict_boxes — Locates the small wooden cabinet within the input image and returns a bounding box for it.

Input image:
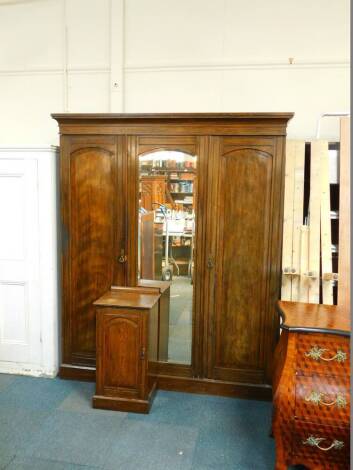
[273,301,350,469]
[93,287,160,413]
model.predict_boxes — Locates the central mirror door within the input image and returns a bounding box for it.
[138,150,197,365]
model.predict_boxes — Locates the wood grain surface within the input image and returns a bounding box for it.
[278,301,350,335]
[94,289,160,309]
[53,113,293,397]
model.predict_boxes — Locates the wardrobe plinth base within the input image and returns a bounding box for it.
[59,364,95,382]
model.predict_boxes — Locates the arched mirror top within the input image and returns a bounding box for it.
[139,149,196,160]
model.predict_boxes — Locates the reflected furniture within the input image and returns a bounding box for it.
[140,175,167,211]
[93,287,160,413]
[273,301,350,469]
[139,212,163,280]
[139,156,195,210]
[138,279,171,362]
[52,112,293,399]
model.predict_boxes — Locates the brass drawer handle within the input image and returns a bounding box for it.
[305,346,347,363]
[305,391,347,408]
[303,435,344,451]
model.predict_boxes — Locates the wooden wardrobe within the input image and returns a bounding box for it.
[53,113,293,399]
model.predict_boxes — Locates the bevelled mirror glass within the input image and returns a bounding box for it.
[138,150,197,364]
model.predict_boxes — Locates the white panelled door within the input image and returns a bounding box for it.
[0,159,41,366]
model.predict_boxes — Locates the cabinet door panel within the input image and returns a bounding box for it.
[207,138,279,384]
[102,313,144,396]
[63,140,117,366]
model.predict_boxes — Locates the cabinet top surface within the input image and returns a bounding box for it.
[52,112,294,122]
[278,301,351,337]
[94,289,160,309]
[138,279,172,293]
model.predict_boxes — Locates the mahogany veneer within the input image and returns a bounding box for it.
[273,301,351,469]
[278,301,350,335]
[52,112,293,399]
[93,288,160,413]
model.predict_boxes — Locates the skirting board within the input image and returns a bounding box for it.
[0,361,58,378]
[156,375,272,401]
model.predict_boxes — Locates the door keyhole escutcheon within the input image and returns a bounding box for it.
[118,249,127,263]
[207,256,214,269]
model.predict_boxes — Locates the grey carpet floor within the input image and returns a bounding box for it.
[0,373,285,470]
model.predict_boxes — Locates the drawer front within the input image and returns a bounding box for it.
[293,421,350,466]
[297,334,350,377]
[295,375,350,425]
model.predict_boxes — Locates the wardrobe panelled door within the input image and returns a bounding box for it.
[53,113,293,398]
[205,137,282,384]
[59,136,127,376]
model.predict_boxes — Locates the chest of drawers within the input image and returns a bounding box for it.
[273,301,350,469]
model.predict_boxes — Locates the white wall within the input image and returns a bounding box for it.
[0,0,349,144]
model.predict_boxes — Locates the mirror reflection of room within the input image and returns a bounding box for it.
[138,150,196,365]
